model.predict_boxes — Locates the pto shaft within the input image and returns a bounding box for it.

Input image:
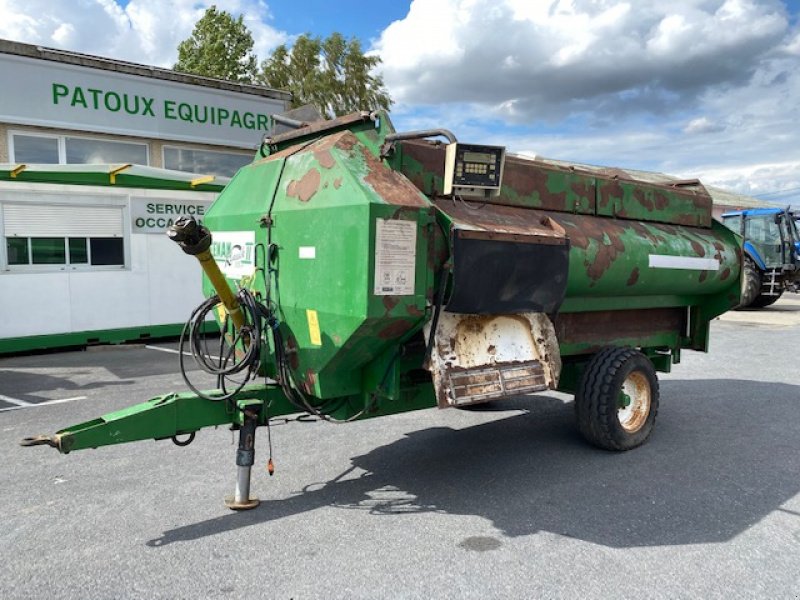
[167,216,245,331]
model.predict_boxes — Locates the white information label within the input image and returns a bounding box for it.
[210,231,256,280]
[648,255,720,271]
[374,219,417,296]
[299,246,316,259]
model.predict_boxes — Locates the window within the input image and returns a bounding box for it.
[11,134,60,163]
[163,146,251,178]
[10,131,149,166]
[3,203,125,271]
[65,137,148,165]
[722,215,742,234]
[5,237,124,268]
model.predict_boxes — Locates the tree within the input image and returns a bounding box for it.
[258,33,392,118]
[174,6,257,83]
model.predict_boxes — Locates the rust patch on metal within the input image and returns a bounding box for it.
[361,145,429,207]
[434,200,567,242]
[406,304,424,317]
[633,188,654,211]
[627,267,640,286]
[654,192,670,210]
[286,335,299,370]
[268,111,371,145]
[286,168,321,202]
[555,308,684,347]
[690,240,706,257]
[587,235,625,281]
[333,177,342,189]
[378,319,414,339]
[719,267,731,281]
[382,296,399,312]
[314,148,336,169]
[303,369,317,394]
[699,271,708,283]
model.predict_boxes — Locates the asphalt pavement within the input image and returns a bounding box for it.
[1,298,799,599]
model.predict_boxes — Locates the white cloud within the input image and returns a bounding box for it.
[684,117,726,134]
[0,0,287,68]
[374,0,789,119]
[374,0,799,196]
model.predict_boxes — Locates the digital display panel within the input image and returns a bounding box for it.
[462,151,495,164]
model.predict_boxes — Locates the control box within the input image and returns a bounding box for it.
[443,143,506,198]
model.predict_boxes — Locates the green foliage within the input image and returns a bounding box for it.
[174,6,257,83]
[258,33,392,118]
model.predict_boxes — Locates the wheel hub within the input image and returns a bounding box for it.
[617,371,651,433]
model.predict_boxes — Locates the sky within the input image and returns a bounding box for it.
[2,0,800,201]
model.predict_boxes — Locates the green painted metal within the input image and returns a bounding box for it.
[0,322,216,355]
[0,164,228,192]
[29,110,742,455]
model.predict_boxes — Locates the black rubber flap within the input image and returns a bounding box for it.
[445,231,569,314]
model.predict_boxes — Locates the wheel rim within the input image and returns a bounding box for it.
[617,371,651,433]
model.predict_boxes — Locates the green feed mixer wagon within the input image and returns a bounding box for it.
[23,111,742,510]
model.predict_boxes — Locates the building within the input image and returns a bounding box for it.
[0,39,290,353]
[0,39,290,176]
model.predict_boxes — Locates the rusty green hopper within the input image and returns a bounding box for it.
[23,111,741,509]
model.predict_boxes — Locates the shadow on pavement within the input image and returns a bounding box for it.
[0,370,134,404]
[146,379,800,549]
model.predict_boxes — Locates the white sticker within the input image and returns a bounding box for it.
[210,231,256,280]
[374,218,417,296]
[299,246,316,259]
[648,255,720,271]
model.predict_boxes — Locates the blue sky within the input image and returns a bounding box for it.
[3,1,800,200]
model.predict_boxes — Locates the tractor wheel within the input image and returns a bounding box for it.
[737,256,761,309]
[575,347,659,451]
[749,291,783,308]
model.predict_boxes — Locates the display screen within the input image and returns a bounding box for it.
[462,151,495,164]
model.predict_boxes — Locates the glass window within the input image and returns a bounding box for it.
[12,134,59,163]
[89,238,124,266]
[6,238,29,265]
[163,146,251,177]
[31,237,66,264]
[65,137,148,165]
[69,238,88,264]
[4,236,125,269]
[722,215,742,234]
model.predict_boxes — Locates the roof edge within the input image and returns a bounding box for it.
[0,38,292,103]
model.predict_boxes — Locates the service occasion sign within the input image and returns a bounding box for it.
[131,198,211,234]
[0,54,285,148]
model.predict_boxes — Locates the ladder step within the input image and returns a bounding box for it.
[446,360,547,406]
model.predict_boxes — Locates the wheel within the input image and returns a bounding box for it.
[575,347,659,451]
[749,291,783,308]
[736,255,761,309]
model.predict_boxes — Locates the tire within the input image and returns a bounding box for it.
[575,347,659,451]
[736,255,761,309]
[749,291,783,308]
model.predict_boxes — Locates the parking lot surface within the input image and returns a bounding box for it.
[1,297,799,599]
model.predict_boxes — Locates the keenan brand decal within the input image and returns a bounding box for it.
[51,83,272,131]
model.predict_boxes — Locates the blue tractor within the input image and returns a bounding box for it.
[721,207,800,308]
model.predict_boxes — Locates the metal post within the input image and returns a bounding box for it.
[224,412,260,511]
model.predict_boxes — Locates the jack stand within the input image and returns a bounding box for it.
[224,412,260,511]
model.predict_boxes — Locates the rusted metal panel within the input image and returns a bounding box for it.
[434,198,568,242]
[425,312,561,407]
[267,111,374,145]
[397,139,713,228]
[554,307,685,349]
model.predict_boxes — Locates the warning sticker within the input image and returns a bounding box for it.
[306,309,322,346]
[374,218,417,296]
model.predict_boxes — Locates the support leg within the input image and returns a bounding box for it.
[224,411,260,511]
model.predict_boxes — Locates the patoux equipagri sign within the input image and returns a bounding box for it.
[0,53,286,148]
